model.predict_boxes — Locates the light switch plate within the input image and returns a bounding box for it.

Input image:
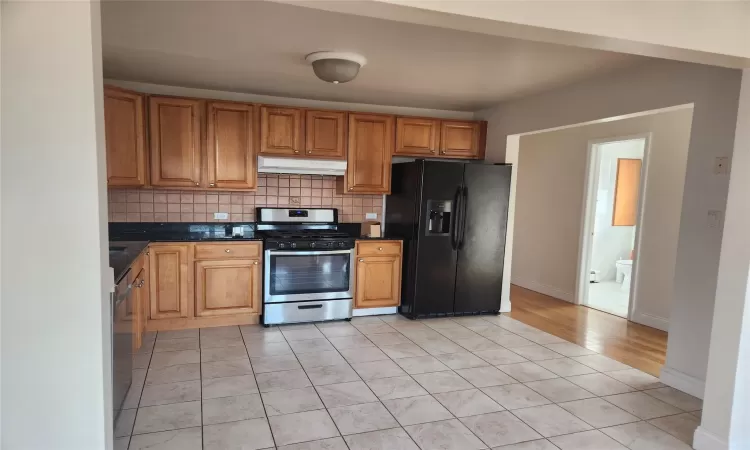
[365,213,378,220]
[714,157,730,175]
[708,210,723,229]
[214,212,229,220]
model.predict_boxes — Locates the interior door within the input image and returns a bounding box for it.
[453,164,512,314]
[206,101,257,190]
[413,160,464,316]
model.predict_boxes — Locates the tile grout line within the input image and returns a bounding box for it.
[239,325,278,449]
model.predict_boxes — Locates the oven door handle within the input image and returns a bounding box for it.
[267,250,354,256]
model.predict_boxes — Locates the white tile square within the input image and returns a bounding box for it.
[535,358,597,377]
[433,388,504,417]
[572,354,631,372]
[496,362,558,382]
[603,392,683,419]
[558,398,639,428]
[351,360,407,380]
[512,404,593,437]
[261,387,324,416]
[404,419,487,450]
[382,394,453,426]
[601,421,693,450]
[268,410,340,446]
[549,430,627,449]
[315,381,378,408]
[455,366,518,388]
[644,387,703,411]
[460,411,542,447]
[481,384,552,410]
[366,375,429,400]
[393,355,451,374]
[327,402,399,435]
[412,371,473,393]
[566,373,635,396]
[525,378,596,403]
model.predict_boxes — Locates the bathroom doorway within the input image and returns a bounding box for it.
[577,136,648,318]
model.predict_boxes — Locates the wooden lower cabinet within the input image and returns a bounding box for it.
[149,244,191,320]
[354,240,403,309]
[130,250,150,351]
[195,259,261,317]
[144,242,262,331]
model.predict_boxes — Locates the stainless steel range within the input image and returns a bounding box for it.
[256,208,356,326]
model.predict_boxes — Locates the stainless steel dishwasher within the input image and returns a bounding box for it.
[112,269,133,424]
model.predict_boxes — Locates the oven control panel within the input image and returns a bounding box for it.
[266,239,355,251]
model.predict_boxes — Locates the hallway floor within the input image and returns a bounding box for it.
[509,285,667,376]
[587,281,630,318]
[116,312,697,450]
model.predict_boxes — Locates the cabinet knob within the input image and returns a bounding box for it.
[194,182,199,186]
[348,187,353,191]
[359,258,364,262]
[146,251,150,256]
[378,247,383,251]
[225,249,231,253]
[253,261,258,265]
[294,150,300,154]
[439,150,445,155]
[209,183,215,187]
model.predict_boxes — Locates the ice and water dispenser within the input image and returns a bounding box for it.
[426,199,452,235]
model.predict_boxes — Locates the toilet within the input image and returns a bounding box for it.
[616,260,633,291]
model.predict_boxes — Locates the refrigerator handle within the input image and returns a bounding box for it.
[458,186,468,248]
[450,186,461,250]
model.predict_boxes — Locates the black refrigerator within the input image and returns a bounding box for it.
[385,160,512,318]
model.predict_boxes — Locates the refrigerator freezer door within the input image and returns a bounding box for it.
[454,164,512,314]
[412,161,464,316]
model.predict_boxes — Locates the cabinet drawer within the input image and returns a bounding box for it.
[356,240,402,257]
[194,242,261,260]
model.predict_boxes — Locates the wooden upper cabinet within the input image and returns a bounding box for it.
[395,117,439,157]
[195,258,261,317]
[305,110,347,159]
[345,113,394,194]
[149,96,202,187]
[104,87,147,187]
[260,106,304,156]
[149,244,191,320]
[440,120,484,159]
[206,102,257,190]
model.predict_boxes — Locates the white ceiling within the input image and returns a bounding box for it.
[101,1,651,112]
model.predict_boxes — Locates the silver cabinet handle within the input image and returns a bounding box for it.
[135,280,145,288]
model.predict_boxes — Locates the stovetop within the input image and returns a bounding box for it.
[259,230,351,239]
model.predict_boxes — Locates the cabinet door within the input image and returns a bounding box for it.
[104,87,147,187]
[207,102,257,190]
[345,113,394,194]
[305,110,347,159]
[149,97,202,187]
[260,106,303,156]
[149,244,191,319]
[440,120,484,159]
[355,255,401,308]
[195,259,261,317]
[395,117,439,157]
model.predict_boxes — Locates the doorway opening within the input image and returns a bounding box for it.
[579,136,647,318]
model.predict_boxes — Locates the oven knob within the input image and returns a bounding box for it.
[338,241,346,248]
[310,242,316,248]
[278,242,286,249]
[290,242,297,249]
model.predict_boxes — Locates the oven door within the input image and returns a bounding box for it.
[264,249,354,303]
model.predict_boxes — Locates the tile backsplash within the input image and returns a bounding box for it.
[108,174,383,223]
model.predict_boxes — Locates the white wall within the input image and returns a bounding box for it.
[1,2,112,449]
[695,69,750,450]
[477,58,741,392]
[591,139,644,282]
[511,109,692,330]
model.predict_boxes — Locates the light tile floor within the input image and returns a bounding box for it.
[588,281,630,318]
[115,314,700,450]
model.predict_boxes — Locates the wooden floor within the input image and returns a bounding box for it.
[508,285,668,376]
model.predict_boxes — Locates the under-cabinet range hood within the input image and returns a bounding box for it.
[257,156,347,176]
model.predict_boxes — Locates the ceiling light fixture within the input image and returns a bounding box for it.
[305,51,367,84]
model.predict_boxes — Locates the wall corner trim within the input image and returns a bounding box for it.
[693,426,728,450]
[631,312,669,331]
[660,365,706,399]
[511,279,574,303]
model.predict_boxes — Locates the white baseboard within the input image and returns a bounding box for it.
[631,311,669,331]
[353,307,398,317]
[693,426,728,450]
[511,278,574,303]
[660,366,705,399]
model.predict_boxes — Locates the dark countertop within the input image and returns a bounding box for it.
[356,236,403,240]
[110,241,149,284]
